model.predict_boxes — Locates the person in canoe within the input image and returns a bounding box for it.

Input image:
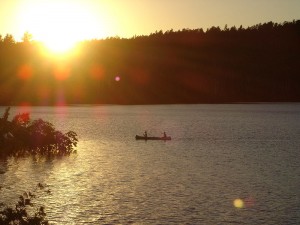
[144,131,147,138]
[163,131,167,138]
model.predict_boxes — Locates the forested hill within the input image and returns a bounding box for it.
[0,20,299,105]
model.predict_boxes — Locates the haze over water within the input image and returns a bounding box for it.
[0,104,300,224]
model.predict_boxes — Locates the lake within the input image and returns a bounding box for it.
[1,104,300,224]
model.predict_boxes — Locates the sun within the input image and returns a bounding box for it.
[19,0,104,54]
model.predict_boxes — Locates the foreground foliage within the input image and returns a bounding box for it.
[0,107,78,157]
[0,186,49,224]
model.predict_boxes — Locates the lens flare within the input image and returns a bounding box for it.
[53,63,71,81]
[17,102,32,115]
[18,64,33,80]
[90,64,105,80]
[233,198,244,208]
[55,89,66,106]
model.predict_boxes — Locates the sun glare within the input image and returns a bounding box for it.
[19,0,104,54]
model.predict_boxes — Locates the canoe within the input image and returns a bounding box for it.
[135,135,171,141]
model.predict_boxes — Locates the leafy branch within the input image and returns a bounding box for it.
[0,107,78,157]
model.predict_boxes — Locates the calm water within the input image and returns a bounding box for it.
[0,104,300,224]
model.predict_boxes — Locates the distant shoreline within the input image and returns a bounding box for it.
[1,102,300,107]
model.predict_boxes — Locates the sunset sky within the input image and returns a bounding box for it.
[1,0,299,43]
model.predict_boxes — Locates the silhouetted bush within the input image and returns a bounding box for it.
[0,107,78,157]
[0,191,48,224]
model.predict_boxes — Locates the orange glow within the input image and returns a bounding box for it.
[16,102,32,115]
[18,64,33,80]
[90,64,105,80]
[53,63,71,81]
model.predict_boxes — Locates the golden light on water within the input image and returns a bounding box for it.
[233,196,256,209]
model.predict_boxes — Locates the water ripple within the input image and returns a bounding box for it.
[0,104,300,224]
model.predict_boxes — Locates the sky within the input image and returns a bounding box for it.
[1,0,299,43]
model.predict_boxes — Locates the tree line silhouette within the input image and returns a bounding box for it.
[0,20,299,105]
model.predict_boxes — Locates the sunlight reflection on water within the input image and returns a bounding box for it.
[0,104,300,224]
